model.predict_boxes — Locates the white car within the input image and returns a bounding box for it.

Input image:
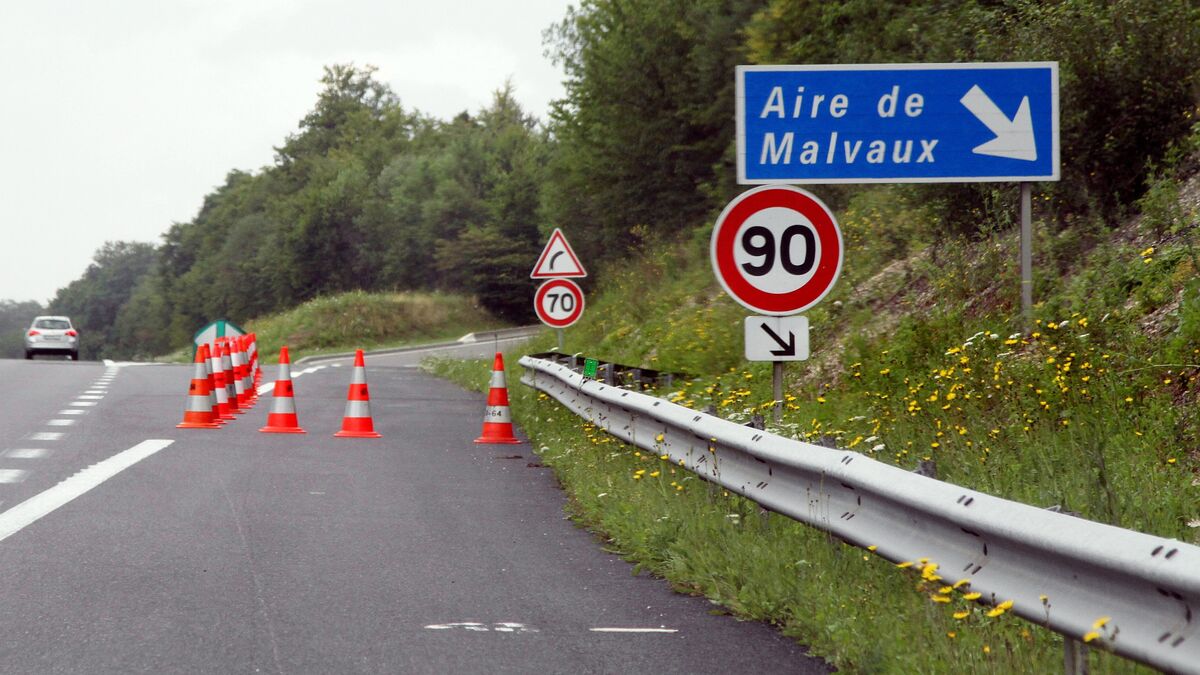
[25,315,80,360]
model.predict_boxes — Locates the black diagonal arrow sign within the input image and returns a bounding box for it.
[744,315,809,362]
[760,323,796,357]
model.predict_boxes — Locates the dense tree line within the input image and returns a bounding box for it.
[26,0,1198,360]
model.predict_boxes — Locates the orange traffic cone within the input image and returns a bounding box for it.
[177,344,220,429]
[250,332,262,386]
[220,340,241,415]
[474,352,521,444]
[241,336,257,403]
[209,341,234,420]
[230,338,250,410]
[204,342,226,425]
[259,346,306,434]
[334,349,382,438]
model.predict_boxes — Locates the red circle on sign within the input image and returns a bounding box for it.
[534,279,585,328]
[710,185,842,315]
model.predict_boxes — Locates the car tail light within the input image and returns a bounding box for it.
[66,330,78,337]
[27,330,40,336]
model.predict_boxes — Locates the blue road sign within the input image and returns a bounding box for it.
[737,63,1059,184]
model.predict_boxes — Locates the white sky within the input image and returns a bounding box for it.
[0,0,571,303]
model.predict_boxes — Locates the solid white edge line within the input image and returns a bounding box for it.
[588,628,679,633]
[0,439,173,543]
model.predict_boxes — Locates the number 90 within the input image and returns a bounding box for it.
[740,224,815,277]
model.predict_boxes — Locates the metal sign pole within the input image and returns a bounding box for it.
[557,328,564,352]
[773,361,784,424]
[1021,182,1033,330]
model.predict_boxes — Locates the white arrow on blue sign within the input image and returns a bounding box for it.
[737,62,1059,184]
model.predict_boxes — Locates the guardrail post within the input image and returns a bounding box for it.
[1064,638,1089,675]
[603,363,615,386]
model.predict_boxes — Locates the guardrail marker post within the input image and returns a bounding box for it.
[773,361,783,424]
[1064,637,1089,674]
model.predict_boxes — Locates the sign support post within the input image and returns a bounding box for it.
[773,361,784,423]
[557,328,564,352]
[1020,182,1033,330]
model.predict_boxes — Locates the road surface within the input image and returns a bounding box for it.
[0,357,830,673]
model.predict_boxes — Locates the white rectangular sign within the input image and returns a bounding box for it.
[744,315,809,362]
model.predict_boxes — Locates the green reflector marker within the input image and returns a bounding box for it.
[583,358,598,379]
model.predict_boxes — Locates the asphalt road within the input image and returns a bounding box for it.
[0,356,831,674]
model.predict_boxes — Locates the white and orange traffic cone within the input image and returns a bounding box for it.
[204,342,226,425]
[220,340,241,415]
[474,352,521,444]
[259,346,306,434]
[177,344,220,429]
[209,341,234,421]
[250,332,262,386]
[230,338,249,410]
[241,336,257,404]
[334,349,382,438]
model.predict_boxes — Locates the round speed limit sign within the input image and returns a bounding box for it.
[710,185,843,315]
[534,278,585,328]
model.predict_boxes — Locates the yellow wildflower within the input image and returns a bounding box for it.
[1083,631,1100,643]
[953,611,970,620]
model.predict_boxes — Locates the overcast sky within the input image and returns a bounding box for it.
[0,0,571,304]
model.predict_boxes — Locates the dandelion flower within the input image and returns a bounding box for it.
[953,611,970,620]
[1082,631,1100,643]
[1092,616,1111,629]
[963,592,982,601]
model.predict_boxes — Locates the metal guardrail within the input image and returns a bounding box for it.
[296,326,542,364]
[524,351,691,390]
[519,355,1200,674]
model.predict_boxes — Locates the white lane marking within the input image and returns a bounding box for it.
[424,622,538,633]
[84,389,106,394]
[77,395,104,400]
[0,470,29,483]
[46,419,76,427]
[0,439,173,543]
[3,449,52,459]
[57,410,86,416]
[589,628,679,633]
[102,359,115,367]
[29,432,62,441]
[69,402,98,407]
[256,364,330,395]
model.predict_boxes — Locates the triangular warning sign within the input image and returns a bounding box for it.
[531,228,587,279]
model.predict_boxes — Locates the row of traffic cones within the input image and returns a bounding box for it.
[178,334,261,429]
[178,340,521,443]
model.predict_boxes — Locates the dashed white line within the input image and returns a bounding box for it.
[69,402,98,407]
[0,439,173,543]
[57,410,85,416]
[589,628,679,633]
[3,449,52,459]
[0,470,29,484]
[84,389,106,395]
[76,395,104,400]
[29,432,62,441]
[46,419,76,427]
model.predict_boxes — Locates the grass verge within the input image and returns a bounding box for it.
[159,289,510,363]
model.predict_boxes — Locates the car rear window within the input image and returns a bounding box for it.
[34,319,71,330]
